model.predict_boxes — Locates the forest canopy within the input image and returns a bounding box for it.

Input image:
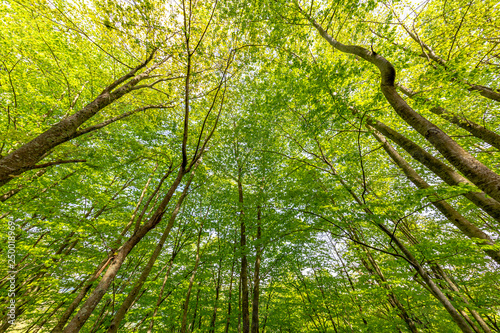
[1,0,499,332]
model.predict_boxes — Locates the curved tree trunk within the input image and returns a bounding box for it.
[302,10,500,204]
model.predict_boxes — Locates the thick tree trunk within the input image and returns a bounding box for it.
[303,11,500,204]
[372,130,500,264]
[0,53,161,187]
[399,85,500,150]
[365,117,500,222]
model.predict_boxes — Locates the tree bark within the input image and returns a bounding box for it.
[365,117,500,222]
[61,167,186,332]
[302,10,500,204]
[372,130,500,264]
[224,253,237,333]
[351,229,419,333]
[0,52,162,187]
[251,206,262,333]
[399,85,500,151]
[238,169,250,333]
[106,165,197,333]
[180,223,204,333]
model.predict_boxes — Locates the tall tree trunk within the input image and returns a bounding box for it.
[106,165,197,333]
[399,85,500,151]
[312,269,339,333]
[189,286,202,332]
[251,205,262,333]
[180,222,204,333]
[350,229,420,333]
[364,116,500,221]
[224,254,237,333]
[371,130,500,264]
[314,147,476,333]
[238,168,250,333]
[431,265,492,333]
[301,9,500,204]
[209,259,223,333]
[61,167,186,332]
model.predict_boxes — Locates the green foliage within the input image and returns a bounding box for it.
[1,0,499,332]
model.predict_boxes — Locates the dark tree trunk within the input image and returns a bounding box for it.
[251,206,262,333]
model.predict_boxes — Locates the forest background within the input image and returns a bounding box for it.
[0,0,499,332]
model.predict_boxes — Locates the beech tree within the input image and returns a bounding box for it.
[1,0,499,332]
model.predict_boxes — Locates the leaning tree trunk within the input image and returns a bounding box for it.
[301,9,500,204]
[61,167,186,332]
[364,116,500,222]
[315,149,476,332]
[399,85,500,151]
[371,129,500,264]
[0,52,164,187]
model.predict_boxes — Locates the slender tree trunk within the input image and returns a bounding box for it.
[350,229,419,333]
[106,165,197,333]
[209,258,223,333]
[180,223,204,333]
[61,167,186,332]
[189,286,202,332]
[399,85,500,150]
[261,288,273,333]
[51,255,112,333]
[147,259,174,333]
[331,242,368,327]
[316,151,476,333]
[224,254,237,333]
[431,265,492,333]
[251,206,262,333]
[312,269,339,333]
[88,299,111,333]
